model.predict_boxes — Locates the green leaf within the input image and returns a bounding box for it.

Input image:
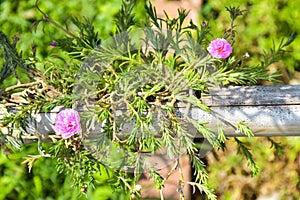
[237,121,254,137]
[235,138,259,176]
[267,137,284,156]
[177,95,211,112]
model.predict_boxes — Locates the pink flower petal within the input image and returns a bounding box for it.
[54,108,81,139]
[207,38,232,59]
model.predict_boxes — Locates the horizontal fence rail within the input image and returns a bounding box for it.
[1,85,300,138]
[183,85,300,136]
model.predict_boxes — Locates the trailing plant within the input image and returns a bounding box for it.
[0,0,295,199]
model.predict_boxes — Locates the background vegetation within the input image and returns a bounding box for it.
[200,0,300,78]
[1,0,299,199]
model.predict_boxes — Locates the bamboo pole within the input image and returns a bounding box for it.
[191,85,300,136]
[1,85,300,137]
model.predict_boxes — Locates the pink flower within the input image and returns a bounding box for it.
[49,41,56,47]
[54,109,81,139]
[207,38,232,59]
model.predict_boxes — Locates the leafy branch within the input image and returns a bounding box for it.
[235,138,259,176]
[261,32,297,67]
[0,31,30,85]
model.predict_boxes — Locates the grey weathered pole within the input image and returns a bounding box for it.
[1,85,300,137]
[182,85,300,137]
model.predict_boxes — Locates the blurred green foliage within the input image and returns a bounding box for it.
[0,144,129,200]
[0,144,82,200]
[200,0,300,73]
[0,0,121,58]
[0,0,146,88]
[207,137,300,199]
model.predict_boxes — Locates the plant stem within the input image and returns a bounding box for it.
[35,0,78,39]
